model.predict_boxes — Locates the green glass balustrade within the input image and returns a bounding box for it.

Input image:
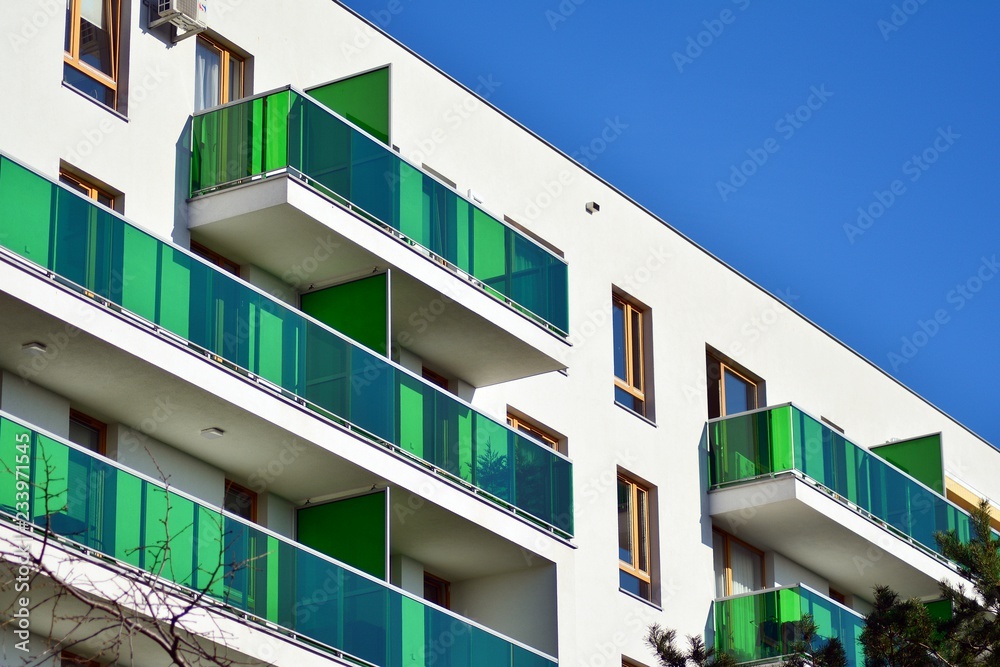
[0,413,556,667]
[714,586,865,667]
[189,88,570,335]
[0,154,573,536]
[708,405,972,560]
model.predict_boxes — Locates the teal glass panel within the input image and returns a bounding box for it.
[0,155,572,535]
[190,89,569,334]
[0,414,557,667]
[714,586,865,667]
[708,406,795,486]
[190,90,291,195]
[708,405,976,560]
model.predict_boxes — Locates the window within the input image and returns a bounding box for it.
[68,410,106,456]
[707,352,761,419]
[423,572,451,609]
[507,412,562,453]
[191,240,240,276]
[195,36,246,112]
[829,587,847,605]
[421,367,450,391]
[64,0,122,108]
[224,480,257,523]
[59,168,119,211]
[712,529,764,597]
[618,473,652,600]
[613,293,650,417]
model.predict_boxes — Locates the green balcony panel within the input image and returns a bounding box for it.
[871,434,944,495]
[189,88,569,335]
[0,155,573,536]
[708,405,973,561]
[714,586,864,667]
[307,67,391,146]
[297,491,388,579]
[0,413,557,667]
[301,272,389,356]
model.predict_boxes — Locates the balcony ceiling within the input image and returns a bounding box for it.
[709,475,961,602]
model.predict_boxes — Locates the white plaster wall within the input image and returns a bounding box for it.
[389,553,424,597]
[242,264,299,307]
[260,492,295,538]
[768,552,829,594]
[451,564,559,658]
[112,425,226,506]
[0,372,71,439]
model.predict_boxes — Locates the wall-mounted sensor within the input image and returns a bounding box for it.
[586,201,600,214]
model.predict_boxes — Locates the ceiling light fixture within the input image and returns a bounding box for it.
[21,341,48,355]
[200,427,225,439]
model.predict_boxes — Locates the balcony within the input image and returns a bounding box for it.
[714,585,864,667]
[187,88,570,385]
[0,154,573,538]
[0,411,557,667]
[707,404,970,598]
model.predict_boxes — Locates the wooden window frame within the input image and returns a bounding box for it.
[59,168,118,210]
[421,367,450,392]
[707,352,762,419]
[423,571,451,609]
[713,528,765,597]
[613,294,647,411]
[191,240,240,276]
[507,413,561,453]
[64,0,122,106]
[69,409,107,456]
[224,479,258,524]
[618,473,651,592]
[197,35,246,107]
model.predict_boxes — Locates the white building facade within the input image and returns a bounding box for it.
[0,2,997,666]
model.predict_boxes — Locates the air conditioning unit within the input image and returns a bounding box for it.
[149,0,207,41]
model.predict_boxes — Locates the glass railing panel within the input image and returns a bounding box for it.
[707,405,794,486]
[714,586,864,667]
[0,414,557,667]
[191,90,569,334]
[708,405,974,558]
[0,155,572,535]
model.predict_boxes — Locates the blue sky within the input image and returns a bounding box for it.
[337,1,1000,448]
